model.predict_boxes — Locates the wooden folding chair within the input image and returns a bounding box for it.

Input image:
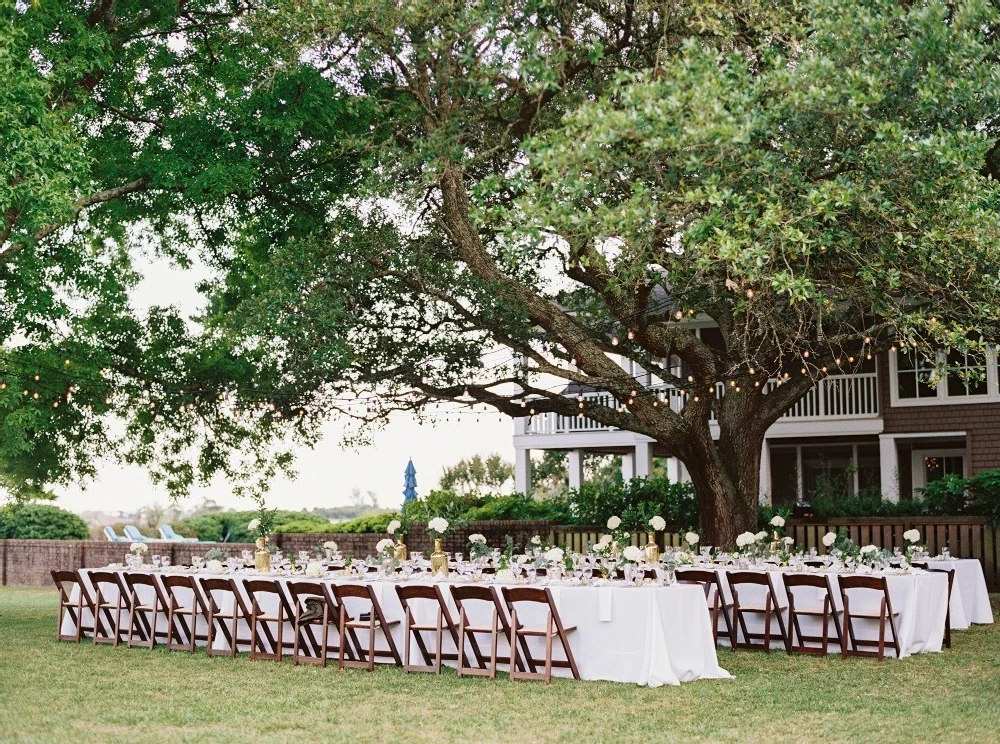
[332,583,402,671]
[198,577,252,658]
[676,569,734,644]
[394,584,461,673]
[501,586,580,683]
[244,579,285,662]
[51,570,95,642]
[783,573,842,655]
[161,574,204,652]
[726,571,788,653]
[90,571,127,646]
[450,585,523,679]
[839,575,901,660]
[123,573,160,649]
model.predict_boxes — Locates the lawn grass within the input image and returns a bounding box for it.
[1,586,998,744]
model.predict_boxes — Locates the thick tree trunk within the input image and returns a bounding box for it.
[677,422,765,548]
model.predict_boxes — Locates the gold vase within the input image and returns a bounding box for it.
[394,536,408,562]
[430,538,448,577]
[644,540,660,564]
[769,530,780,556]
[254,536,271,572]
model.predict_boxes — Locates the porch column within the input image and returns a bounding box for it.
[879,434,900,503]
[634,441,653,479]
[567,449,584,490]
[759,441,771,506]
[514,447,532,494]
[665,457,682,483]
[621,452,636,481]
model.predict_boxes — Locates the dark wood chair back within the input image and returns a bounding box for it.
[51,570,94,642]
[725,571,788,652]
[838,575,900,660]
[500,586,579,682]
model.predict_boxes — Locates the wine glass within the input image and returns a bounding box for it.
[241,549,252,563]
[161,556,171,569]
[151,555,161,569]
[192,556,205,570]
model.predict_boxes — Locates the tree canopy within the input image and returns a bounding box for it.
[5,1,1000,542]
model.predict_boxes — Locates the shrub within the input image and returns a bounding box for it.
[175,509,335,541]
[564,477,698,528]
[919,474,975,516]
[806,493,925,518]
[0,503,90,540]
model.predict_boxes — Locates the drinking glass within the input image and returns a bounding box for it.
[241,550,252,563]
[809,547,818,557]
[700,546,712,560]
[454,552,463,563]
[942,547,951,560]
[161,556,171,569]
[298,551,310,563]
[192,556,205,570]
[151,555,161,569]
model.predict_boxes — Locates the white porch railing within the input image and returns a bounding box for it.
[524,372,879,436]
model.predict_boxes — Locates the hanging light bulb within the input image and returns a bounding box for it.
[694,396,700,402]
[848,356,855,363]
[33,375,39,382]
[53,401,59,408]
[570,357,577,366]
[653,400,659,407]
[32,392,39,399]
[675,310,683,320]
[835,358,842,365]
[687,375,694,382]
[749,368,756,375]
[735,386,741,392]
[803,351,810,359]
[627,330,635,340]
[754,381,761,388]
[611,336,619,346]
[0,382,5,390]
[631,389,637,397]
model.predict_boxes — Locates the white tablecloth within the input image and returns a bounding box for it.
[697,567,949,658]
[924,558,994,627]
[68,568,730,687]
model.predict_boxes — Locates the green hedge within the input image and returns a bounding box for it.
[174,509,335,541]
[0,503,90,540]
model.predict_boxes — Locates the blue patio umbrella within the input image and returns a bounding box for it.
[403,459,418,504]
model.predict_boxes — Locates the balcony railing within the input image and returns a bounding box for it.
[524,372,879,436]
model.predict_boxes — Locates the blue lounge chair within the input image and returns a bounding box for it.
[122,524,150,542]
[103,526,129,542]
[159,524,198,542]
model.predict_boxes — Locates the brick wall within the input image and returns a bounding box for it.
[275,521,556,558]
[0,539,255,587]
[0,522,557,586]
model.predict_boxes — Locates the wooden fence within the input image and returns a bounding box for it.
[550,516,999,590]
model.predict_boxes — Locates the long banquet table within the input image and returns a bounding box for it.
[923,558,994,628]
[67,567,732,687]
[691,565,950,658]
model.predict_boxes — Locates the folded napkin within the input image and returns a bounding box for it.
[598,586,614,622]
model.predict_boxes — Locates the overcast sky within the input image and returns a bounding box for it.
[53,254,513,515]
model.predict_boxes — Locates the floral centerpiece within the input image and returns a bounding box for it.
[322,540,339,560]
[386,518,408,561]
[902,529,924,560]
[544,546,566,579]
[249,503,276,572]
[644,516,666,563]
[128,542,147,567]
[468,533,490,561]
[375,538,397,575]
[427,517,450,576]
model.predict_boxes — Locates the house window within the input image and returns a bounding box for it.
[924,455,964,483]
[896,351,936,400]
[946,349,987,397]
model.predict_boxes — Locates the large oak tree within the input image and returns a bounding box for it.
[6,1,1000,544]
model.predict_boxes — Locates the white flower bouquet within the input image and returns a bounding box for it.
[468,533,490,559]
[622,545,644,563]
[375,538,396,556]
[607,516,622,530]
[129,542,148,555]
[685,531,700,547]
[323,540,338,551]
[822,531,837,548]
[544,547,565,564]
[770,515,786,528]
[386,519,402,535]
[427,517,449,538]
[649,516,666,532]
